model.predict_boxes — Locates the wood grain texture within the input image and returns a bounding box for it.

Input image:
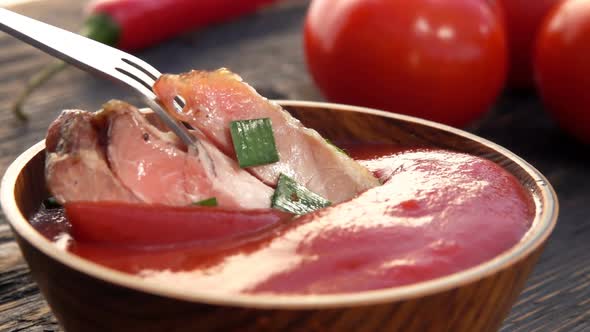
[0,226,59,332]
[0,0,588,331]
[13,233,542,332]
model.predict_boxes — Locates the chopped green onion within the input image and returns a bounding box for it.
[324,138,348,156]
[230,118,279,168]
[192,197,218,207]
[43,197,61,209]
[271,173,331,215]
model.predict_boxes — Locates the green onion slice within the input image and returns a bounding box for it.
[192,197,218,207]
[43,197,61,209]
[230,118,279,168]
[271,173,331,215]
[324,138,348,155]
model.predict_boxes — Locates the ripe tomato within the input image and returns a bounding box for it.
[535,0,590,144]
[497,0,562,88]
[486,0,505,21]
[303,0,507,128]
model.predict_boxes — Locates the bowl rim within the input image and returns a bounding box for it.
[1,100,558,309]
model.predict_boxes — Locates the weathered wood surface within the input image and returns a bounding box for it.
[0,0,588,331]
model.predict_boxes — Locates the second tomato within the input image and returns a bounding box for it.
[304,0,507,127]
[535,0,590,143]
[497,0,562,89]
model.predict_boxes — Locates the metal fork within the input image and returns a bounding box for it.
[0,7,196,149]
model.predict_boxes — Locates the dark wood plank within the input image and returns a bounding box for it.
[0,0,588,331]
[0,225,59,331]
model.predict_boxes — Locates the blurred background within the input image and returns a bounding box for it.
[0,0,589,331]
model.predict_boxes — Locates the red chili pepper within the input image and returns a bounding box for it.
[13,0,280,120]
[86,0,280,50]
[65,201,292,247]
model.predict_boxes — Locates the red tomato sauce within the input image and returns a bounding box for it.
[30,144,534,295]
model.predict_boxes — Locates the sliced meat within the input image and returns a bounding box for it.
[100,100,274,209]
[153,69,379,203]
[45,110,139,204]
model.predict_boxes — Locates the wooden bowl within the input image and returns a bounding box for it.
[1,101,558,332]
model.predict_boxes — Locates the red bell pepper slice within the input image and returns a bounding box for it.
[65,201,292,247]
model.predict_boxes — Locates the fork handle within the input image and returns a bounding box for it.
[0,8,120,80]
[0,8,199,151]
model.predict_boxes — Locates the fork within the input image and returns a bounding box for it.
[0,7,197,149]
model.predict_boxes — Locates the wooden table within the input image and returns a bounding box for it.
[0,1,588,331]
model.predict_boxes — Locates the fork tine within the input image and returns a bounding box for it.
[115,62,157,93]
[113,64,198,149]
[121,57,161,82]
[121,55,186,109]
